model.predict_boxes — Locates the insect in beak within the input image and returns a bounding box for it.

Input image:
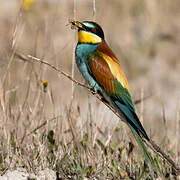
[67,20,84,30]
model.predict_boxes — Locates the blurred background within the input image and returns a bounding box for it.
[0,0,179,166]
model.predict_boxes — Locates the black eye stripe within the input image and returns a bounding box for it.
[82,21,105,39]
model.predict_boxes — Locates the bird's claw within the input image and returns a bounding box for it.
[90,87,97,95]
[90,82,100,94]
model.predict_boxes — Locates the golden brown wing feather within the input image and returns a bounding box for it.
[89,56,115,94]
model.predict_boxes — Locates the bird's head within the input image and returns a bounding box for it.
[70,20,104,44]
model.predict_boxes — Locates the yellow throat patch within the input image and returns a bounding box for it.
[78,31,102,44]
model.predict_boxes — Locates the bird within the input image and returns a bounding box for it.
[70,20,153,165]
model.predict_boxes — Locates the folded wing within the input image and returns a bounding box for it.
[87,46,149,140]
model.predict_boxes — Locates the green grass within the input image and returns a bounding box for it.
[0,124,177,179]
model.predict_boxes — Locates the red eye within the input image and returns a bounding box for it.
[92,28,96,32]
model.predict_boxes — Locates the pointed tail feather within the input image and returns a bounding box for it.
[113,99,155,171]
[127,123,153,166]
[105,95,156,172]
[114,100,149,140]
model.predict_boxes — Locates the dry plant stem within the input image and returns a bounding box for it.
[69,0,77,139]
[92,0,96,21]
[134,94,152,105]
[176,106,180,163]
[18,115,61,142]
[3,11,24,87]
[15,53,180,174]
[140,87,144,126]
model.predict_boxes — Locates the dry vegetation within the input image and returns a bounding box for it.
[0,0,180,179]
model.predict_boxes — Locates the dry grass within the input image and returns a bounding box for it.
[0,0,180,179]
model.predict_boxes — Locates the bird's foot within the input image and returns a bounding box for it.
[90,87,96,95]
[92,83,102,93]
[89,82,102,95]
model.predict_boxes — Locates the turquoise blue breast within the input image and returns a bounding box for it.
[75,43,99,64]
[75,43,101,91]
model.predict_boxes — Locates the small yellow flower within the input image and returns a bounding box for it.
[22,0,35,10]
[42,80,48,93]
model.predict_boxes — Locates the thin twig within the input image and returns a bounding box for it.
[134,93,152,105]
[15,53,180,174]
[15,53,90,90]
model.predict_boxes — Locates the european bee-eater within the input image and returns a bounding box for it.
[70,20,152,165]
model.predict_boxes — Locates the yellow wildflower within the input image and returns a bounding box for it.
[22,0,35,10]
[42,80,48,93]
